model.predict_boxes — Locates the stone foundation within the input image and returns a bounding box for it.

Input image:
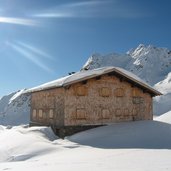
[52,125,103,138]
[30,122,103,138]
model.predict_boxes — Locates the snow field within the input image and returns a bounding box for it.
[0,112,171,171]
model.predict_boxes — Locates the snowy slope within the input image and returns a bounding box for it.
[127,44,171,85]
[0,125,57,162]
[154,72,171,94]
[0,113,171,171]
[153,73,171,114]
[83,53,132,70]
[155,111,171,124]
[83,44,171,115]
[0,90,30,126]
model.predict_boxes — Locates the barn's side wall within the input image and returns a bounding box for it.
[30,88,65,127]
[64,75,152,126]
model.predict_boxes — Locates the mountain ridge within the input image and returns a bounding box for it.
[83,44,171,86]
[0,44,171,125]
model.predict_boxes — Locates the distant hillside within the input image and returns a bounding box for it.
[0,90,30,126]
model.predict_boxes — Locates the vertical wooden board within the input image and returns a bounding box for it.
[99,87,111,97]
[75,86,88,96]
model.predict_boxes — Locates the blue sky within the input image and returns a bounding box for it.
[0,0,171,96]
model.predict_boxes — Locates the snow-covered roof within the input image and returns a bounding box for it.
[26,66,162,96]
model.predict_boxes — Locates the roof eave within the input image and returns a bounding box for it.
[25,67,162,96]
[111,68,162,97]
[63,67,116,87]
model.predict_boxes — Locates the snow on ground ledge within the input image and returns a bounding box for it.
[155,110,171,124]
[0,113,171,171]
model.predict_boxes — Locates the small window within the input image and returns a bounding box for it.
[102,109,110,119]
[49,109,54,119]
[100,87,110,97]
[115,108,122,116]
[76,108,86,119]
[132,108,138,116]
[132,88,141,97]
[32,109,37,118]
[76,86,87,96]
[114,88,125,97]
[124,108,129,116]
[132,97,144,104]
[38,109,43,118]
[43,111,47,119]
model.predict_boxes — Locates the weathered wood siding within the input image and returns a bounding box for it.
[30,88,65,127]
[30,74,153,127]
[64,75,152,126]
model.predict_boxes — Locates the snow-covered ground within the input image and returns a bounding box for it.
[0,112,171,171]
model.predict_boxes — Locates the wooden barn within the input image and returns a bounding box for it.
[27,67,161,137]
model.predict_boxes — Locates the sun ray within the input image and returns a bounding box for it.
[7,42,53,73]
[15,41,53,60]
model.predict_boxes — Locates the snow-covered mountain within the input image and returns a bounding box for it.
[0,90,30,126]
[83,44,171,115]
[0,44,171,126]
[83,44,171,85]
[127,44,171,85]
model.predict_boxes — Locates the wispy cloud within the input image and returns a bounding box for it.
[7,41,53,73]
[34,0,110,18]
[0,17,39,26]
[33,0,151,19]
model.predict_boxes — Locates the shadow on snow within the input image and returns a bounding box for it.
[68,120,171,149]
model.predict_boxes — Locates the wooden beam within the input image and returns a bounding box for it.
[143,89,146,93]
[82,80,87,84]
[64,85,71,90]
[96,76,101,80]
